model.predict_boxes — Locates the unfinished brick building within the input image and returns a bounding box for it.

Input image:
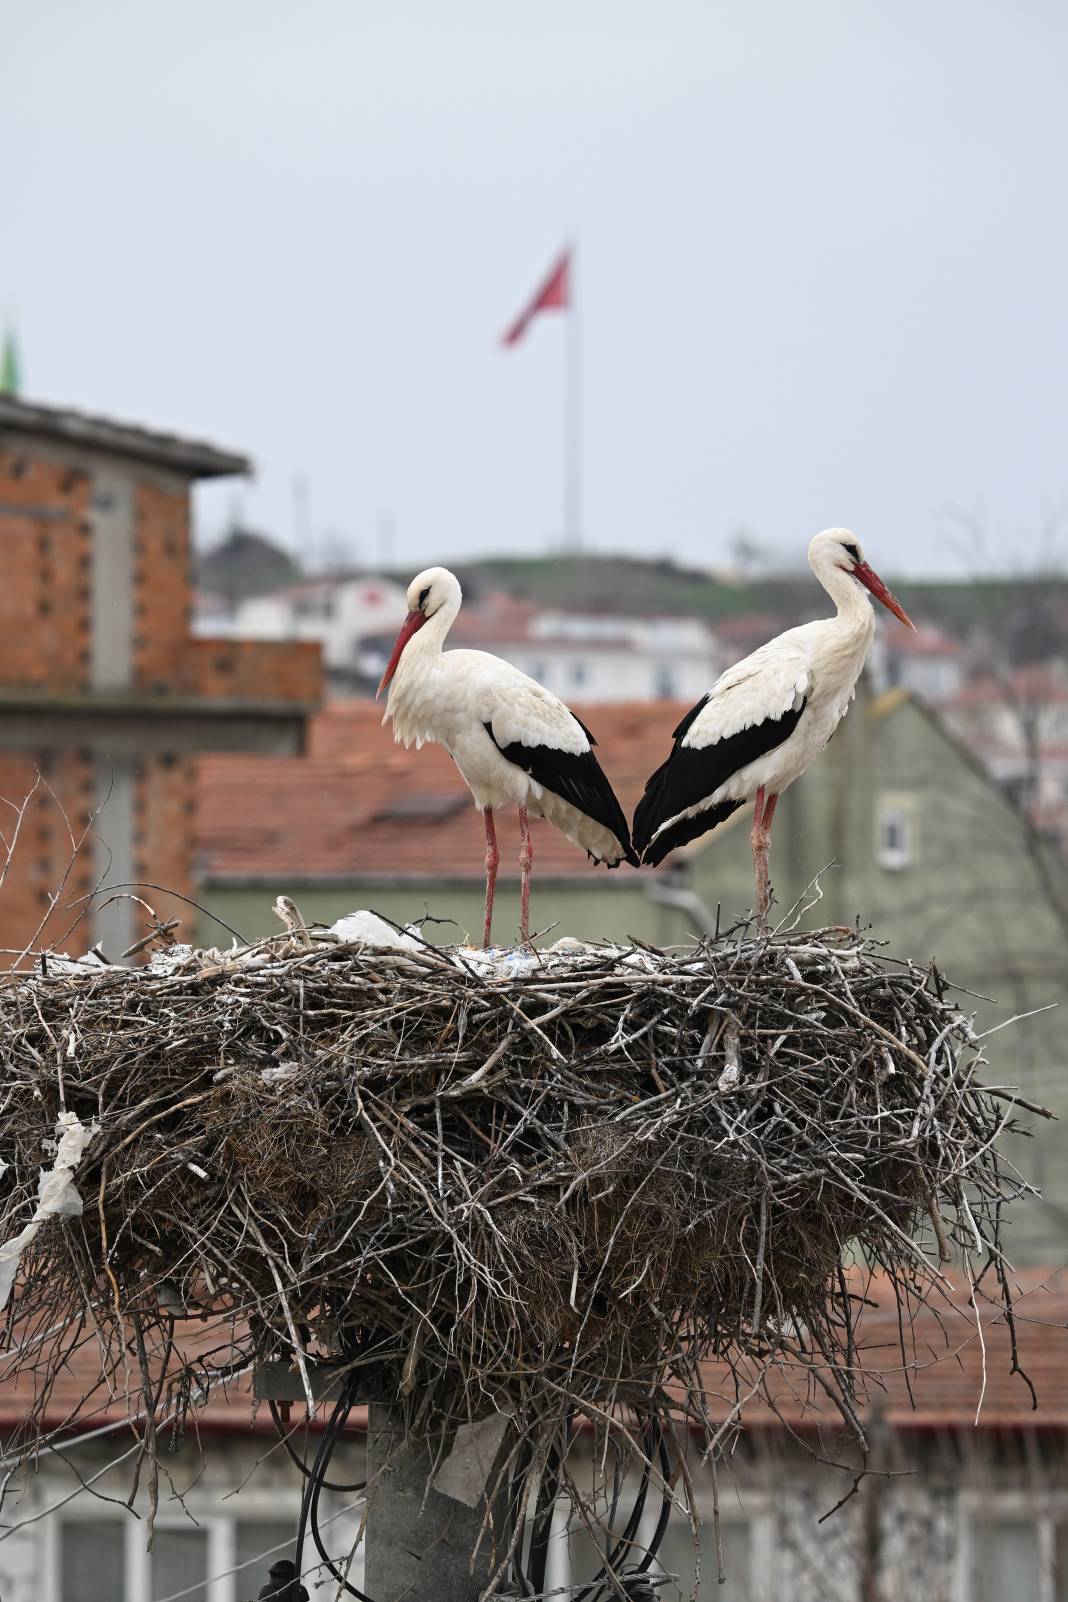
[0,396,320,960]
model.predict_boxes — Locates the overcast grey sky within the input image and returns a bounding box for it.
[5,1,1067,575]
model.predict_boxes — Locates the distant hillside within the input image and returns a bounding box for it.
[437,552,1068,637]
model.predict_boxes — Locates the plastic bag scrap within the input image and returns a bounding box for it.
[0,1111,98,1311]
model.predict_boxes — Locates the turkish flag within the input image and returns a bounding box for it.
[500,249,571,346]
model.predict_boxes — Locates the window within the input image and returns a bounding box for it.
[875,793,915,871]
[234,1521,307,1597]
[54,1514,310,1602]
[962,1506,1068,1602]
[151,1528,209,1602]
[570,661,589,689]
[656,1513,753,1598]
[1003,772,1036,808]
[60,1520,124,1602]
[653,664,676,699]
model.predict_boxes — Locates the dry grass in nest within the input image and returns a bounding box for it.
[0,922,1041,1514]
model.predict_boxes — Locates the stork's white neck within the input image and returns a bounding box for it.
[395,592,459,679]
[814,560,874,629]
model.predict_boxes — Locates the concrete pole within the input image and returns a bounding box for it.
[364,1406,514,1602]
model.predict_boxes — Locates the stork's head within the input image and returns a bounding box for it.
[808,529,915,628]
[377,567,463,697]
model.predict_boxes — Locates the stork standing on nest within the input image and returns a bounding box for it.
[632,530,914,927]
[377,567,636,947]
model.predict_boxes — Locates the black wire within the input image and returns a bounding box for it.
[589,1428,674,1602]
[568,1418,668,1602]
[293,1390,345,1577]
[570,1453,651,1601]
[289,1392,675,1602]
[308,1394,373,1600]
[294,1385,376,1602]
[630,1430,673,1577]
[269,1398,367,1492]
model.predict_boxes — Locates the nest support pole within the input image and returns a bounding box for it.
[365,1406,513,1602]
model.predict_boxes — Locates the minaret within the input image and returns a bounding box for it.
[0,325,20,396]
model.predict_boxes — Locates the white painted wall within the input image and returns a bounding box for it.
[500,641,714,703]
[195,578,408,673]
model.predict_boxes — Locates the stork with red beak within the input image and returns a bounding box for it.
[377,567,636,948]
[632,530,915,928]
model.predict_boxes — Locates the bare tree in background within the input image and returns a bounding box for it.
[936,512,1068,943]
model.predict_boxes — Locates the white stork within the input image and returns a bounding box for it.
[377,567,636,947]
[632,529,914,927]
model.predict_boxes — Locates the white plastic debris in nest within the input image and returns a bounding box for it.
[456,946,543,979]
[260,1062,301,1087]
[0,1111,99,1312]
[328,911,423,951]
[145,943,198,975]
[457,936,658,979]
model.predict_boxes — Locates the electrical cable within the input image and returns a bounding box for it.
[568,1417,671,1602]
[303,1378,376,1601]
[269,1397,366,1491]
[588,1427,674,1602]
[294,1386,369,1598]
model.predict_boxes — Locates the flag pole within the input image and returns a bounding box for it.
[564,239,582,552]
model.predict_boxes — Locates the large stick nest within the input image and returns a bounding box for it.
[0,924,1036,1473]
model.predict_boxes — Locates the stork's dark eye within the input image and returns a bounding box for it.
[842,543,860,564]
[418,586,431,610]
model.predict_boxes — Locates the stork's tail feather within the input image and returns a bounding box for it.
[484,722,637,869]
[638,799,743,866]
[631,754,674,857]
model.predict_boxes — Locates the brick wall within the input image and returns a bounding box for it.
[0,748,97,961]
[0,450,92,690]
[183,637,322,702]
[133,754,198,940]
[0,431,320,960]
[133,477,191,692]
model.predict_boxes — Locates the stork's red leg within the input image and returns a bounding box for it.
[750,788,779,932]
[518,805,534,944]
[482,808,500,949]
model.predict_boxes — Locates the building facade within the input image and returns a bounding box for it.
[0,397,320,961]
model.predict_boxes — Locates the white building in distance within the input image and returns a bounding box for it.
[195,577,409,688]
[199,580,725,702]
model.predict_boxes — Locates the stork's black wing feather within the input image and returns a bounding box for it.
[632,697,807,865]
[484,723,638,866]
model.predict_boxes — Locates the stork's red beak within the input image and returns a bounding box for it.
[853,562,915,629]
[376,609,426,697]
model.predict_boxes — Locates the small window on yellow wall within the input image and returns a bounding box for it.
[876,793,916,871]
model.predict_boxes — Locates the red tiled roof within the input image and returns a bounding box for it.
[699,1269,1068,1431]
[712,614,788,643]
[449,594,541,647]
[199,699,686,882]
[2,1273,1063,1436]
[938,668,1068,709]
[882,621,965,658]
